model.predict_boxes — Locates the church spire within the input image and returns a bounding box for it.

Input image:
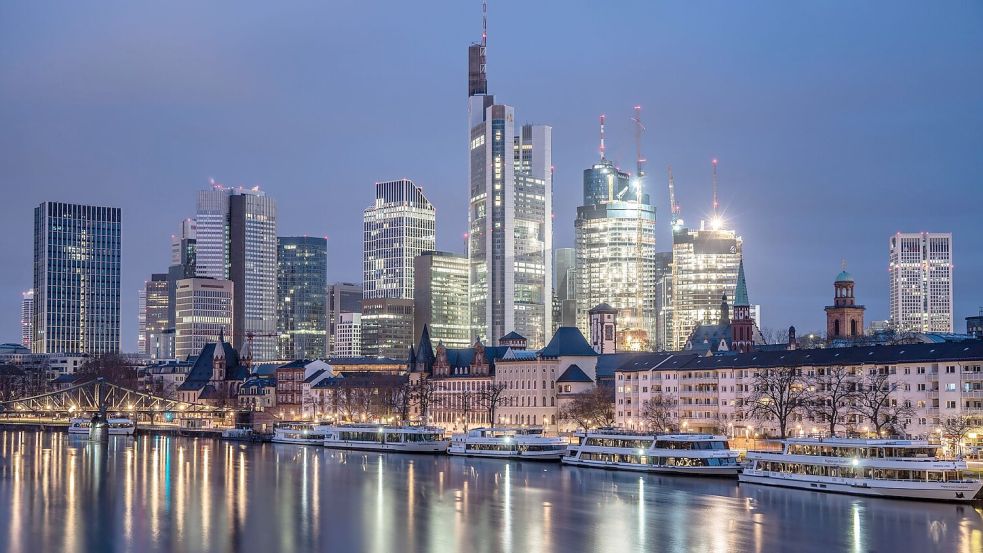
[734,258,749,307]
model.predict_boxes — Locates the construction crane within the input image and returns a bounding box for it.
[631,106,646,203]
[667,165,681,231]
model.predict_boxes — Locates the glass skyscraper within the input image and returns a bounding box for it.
[33,202,121,354]
[414,251,471,349]
[142,273,169,358]
[277,236,328,359]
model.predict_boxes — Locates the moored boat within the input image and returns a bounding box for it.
[271,422,329,445]
[69,417,135,436]
[322,424,448,453]
[562,429,741,476]
[448,427,568,460]
[739,437,983,502]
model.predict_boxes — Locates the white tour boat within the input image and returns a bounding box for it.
[68,417,136,436]
[448,427,569,460]
[562,430,741,476]
[271,422,329,445]
[740,437,983,502]
[322,424,448,453]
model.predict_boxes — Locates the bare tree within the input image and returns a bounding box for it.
[559,386,616,430]
[855,371,912,435]
[477,382,508,427]
[744,367,809,438]
[807,366,860,437]
[410,378,441,426]
[79,354,139,388]
[376,378,411,424]
[640,392,678,433]
[760,327,790,346]
[941,416,975,457]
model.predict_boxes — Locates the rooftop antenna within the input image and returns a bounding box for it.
[668,165,680,229]
[711,158,719,219]
[631,106,646,202]
[482,0,487,47]
[599,114,606,161]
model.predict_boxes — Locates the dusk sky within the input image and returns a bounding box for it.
[1,1,981,350]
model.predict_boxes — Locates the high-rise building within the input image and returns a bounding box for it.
[467,25,552,347]
[174,277,233,360]
[575,156,657,350]
[889,232,953,333]
[654,252,673,351]
[33,202,121,354]
[196,184,278,360]
[327,282,362,355]
[277,237,327,360]
[141,274,169,359]
[334,312,362,357]
[21,289,34,350]
[165,219,197,359]
[137,288,147,354]
[670,224,743,350]
[553,248,577,331]
[414,251,470,349]
[360,298,414,359]
[362,179,436,300]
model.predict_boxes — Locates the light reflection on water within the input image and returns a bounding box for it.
[0,431,979,553]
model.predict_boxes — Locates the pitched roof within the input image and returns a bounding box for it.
[588,303,618,314]
[500,331,526,342]
[541,327,597,357]
[734,259,749,307]
[687,323,732,353]
[176,341,245,391]
[556,364,593,383]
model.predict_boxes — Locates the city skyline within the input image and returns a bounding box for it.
[1,2,982,350]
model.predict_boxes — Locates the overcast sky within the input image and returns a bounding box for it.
[1,1,981,351]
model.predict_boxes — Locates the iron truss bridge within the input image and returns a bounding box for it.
[0,378,231,416]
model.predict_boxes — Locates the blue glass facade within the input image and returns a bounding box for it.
[277,236,327,359]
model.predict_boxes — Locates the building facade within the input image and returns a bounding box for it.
[277,237,327,359]
[174,278,234,360]
[554,247,577,331]
[20,289,33,350]
[360,298,414,359]
[333,312,362,357]
[327,282,362,355]
[33,202,121,354]
[362,179,436,301]
[467,28,552,349]
[654,252,673,351]
[142,274,170,358]
[889,232,953,333]
[825,268,866,341]
[670,225,743,350]
[413,251,470,350]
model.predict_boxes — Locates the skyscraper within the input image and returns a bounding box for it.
[363,179,436,300]
[360,298,414,359]
[654,251,673,351]
[327,282,362,355]
[20,289,34,350]
[553,247,577,331]
[575,152,657,350]
[333,312,362,357]
[467,14,552,347]
[277,236,327,359]
[174,277,233,360]
[670,224,743,351]
[195,183,278,360]
[414,251,470,349]
[142,274,169,358]
[889,232,953,332]
[33,202,121,354]
[165,218,197,359]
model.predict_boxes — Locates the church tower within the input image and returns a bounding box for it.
[212,328,227,382]
[825,263,865,341]
[730,259,755,353]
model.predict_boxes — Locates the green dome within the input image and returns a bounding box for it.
[835,270,853,282]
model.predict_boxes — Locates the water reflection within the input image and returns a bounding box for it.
[0,431,979,553]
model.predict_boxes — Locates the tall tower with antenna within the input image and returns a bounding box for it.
[711,158,720,227]
[631,106,646,202]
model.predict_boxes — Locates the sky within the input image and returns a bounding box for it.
[1,1,981,351]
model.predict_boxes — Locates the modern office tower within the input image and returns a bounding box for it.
[889,232,954,333]
[360,298,414,359]
[670,224,743,350]
[137,288,147,354]
[165,219,197,359]
[196,183,278,360]
[654,252,673,351]
[174,277,233,360]
[554,248,577,331]
[333,312,362,357]
[170,218,197,271]
[413,251,470,349]
[575,155,657,350]
[327,282,362,355]
[20,289,34,350]
[362,179,436,300]
[33,202,121,354]
[141,274,169,358]
[466,8,552,348]
[277,237,327,360]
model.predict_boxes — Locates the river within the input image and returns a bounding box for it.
[0,431,978,552]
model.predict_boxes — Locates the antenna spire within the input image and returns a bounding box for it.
[668,165,679,229]
[599,114,606,160]
[631,106,646,203]
[482,0,487,47]
[711,158,719,218]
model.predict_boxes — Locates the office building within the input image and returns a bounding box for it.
[889,232,953,332]
[141,274,169,358]
[360,298,414,359]
[413,251,470,349]
[164,219,197,359]
[33,202,121,354]
[277,236,328,359]
[654,252,673,351]
[333,312,362,357]
[21,289,34,350]
[554,248,577,331]
[327,282,362,355]
[362,179,436,300]
[174,277,234,360]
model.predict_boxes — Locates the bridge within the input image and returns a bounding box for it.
[0,377,232,420]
